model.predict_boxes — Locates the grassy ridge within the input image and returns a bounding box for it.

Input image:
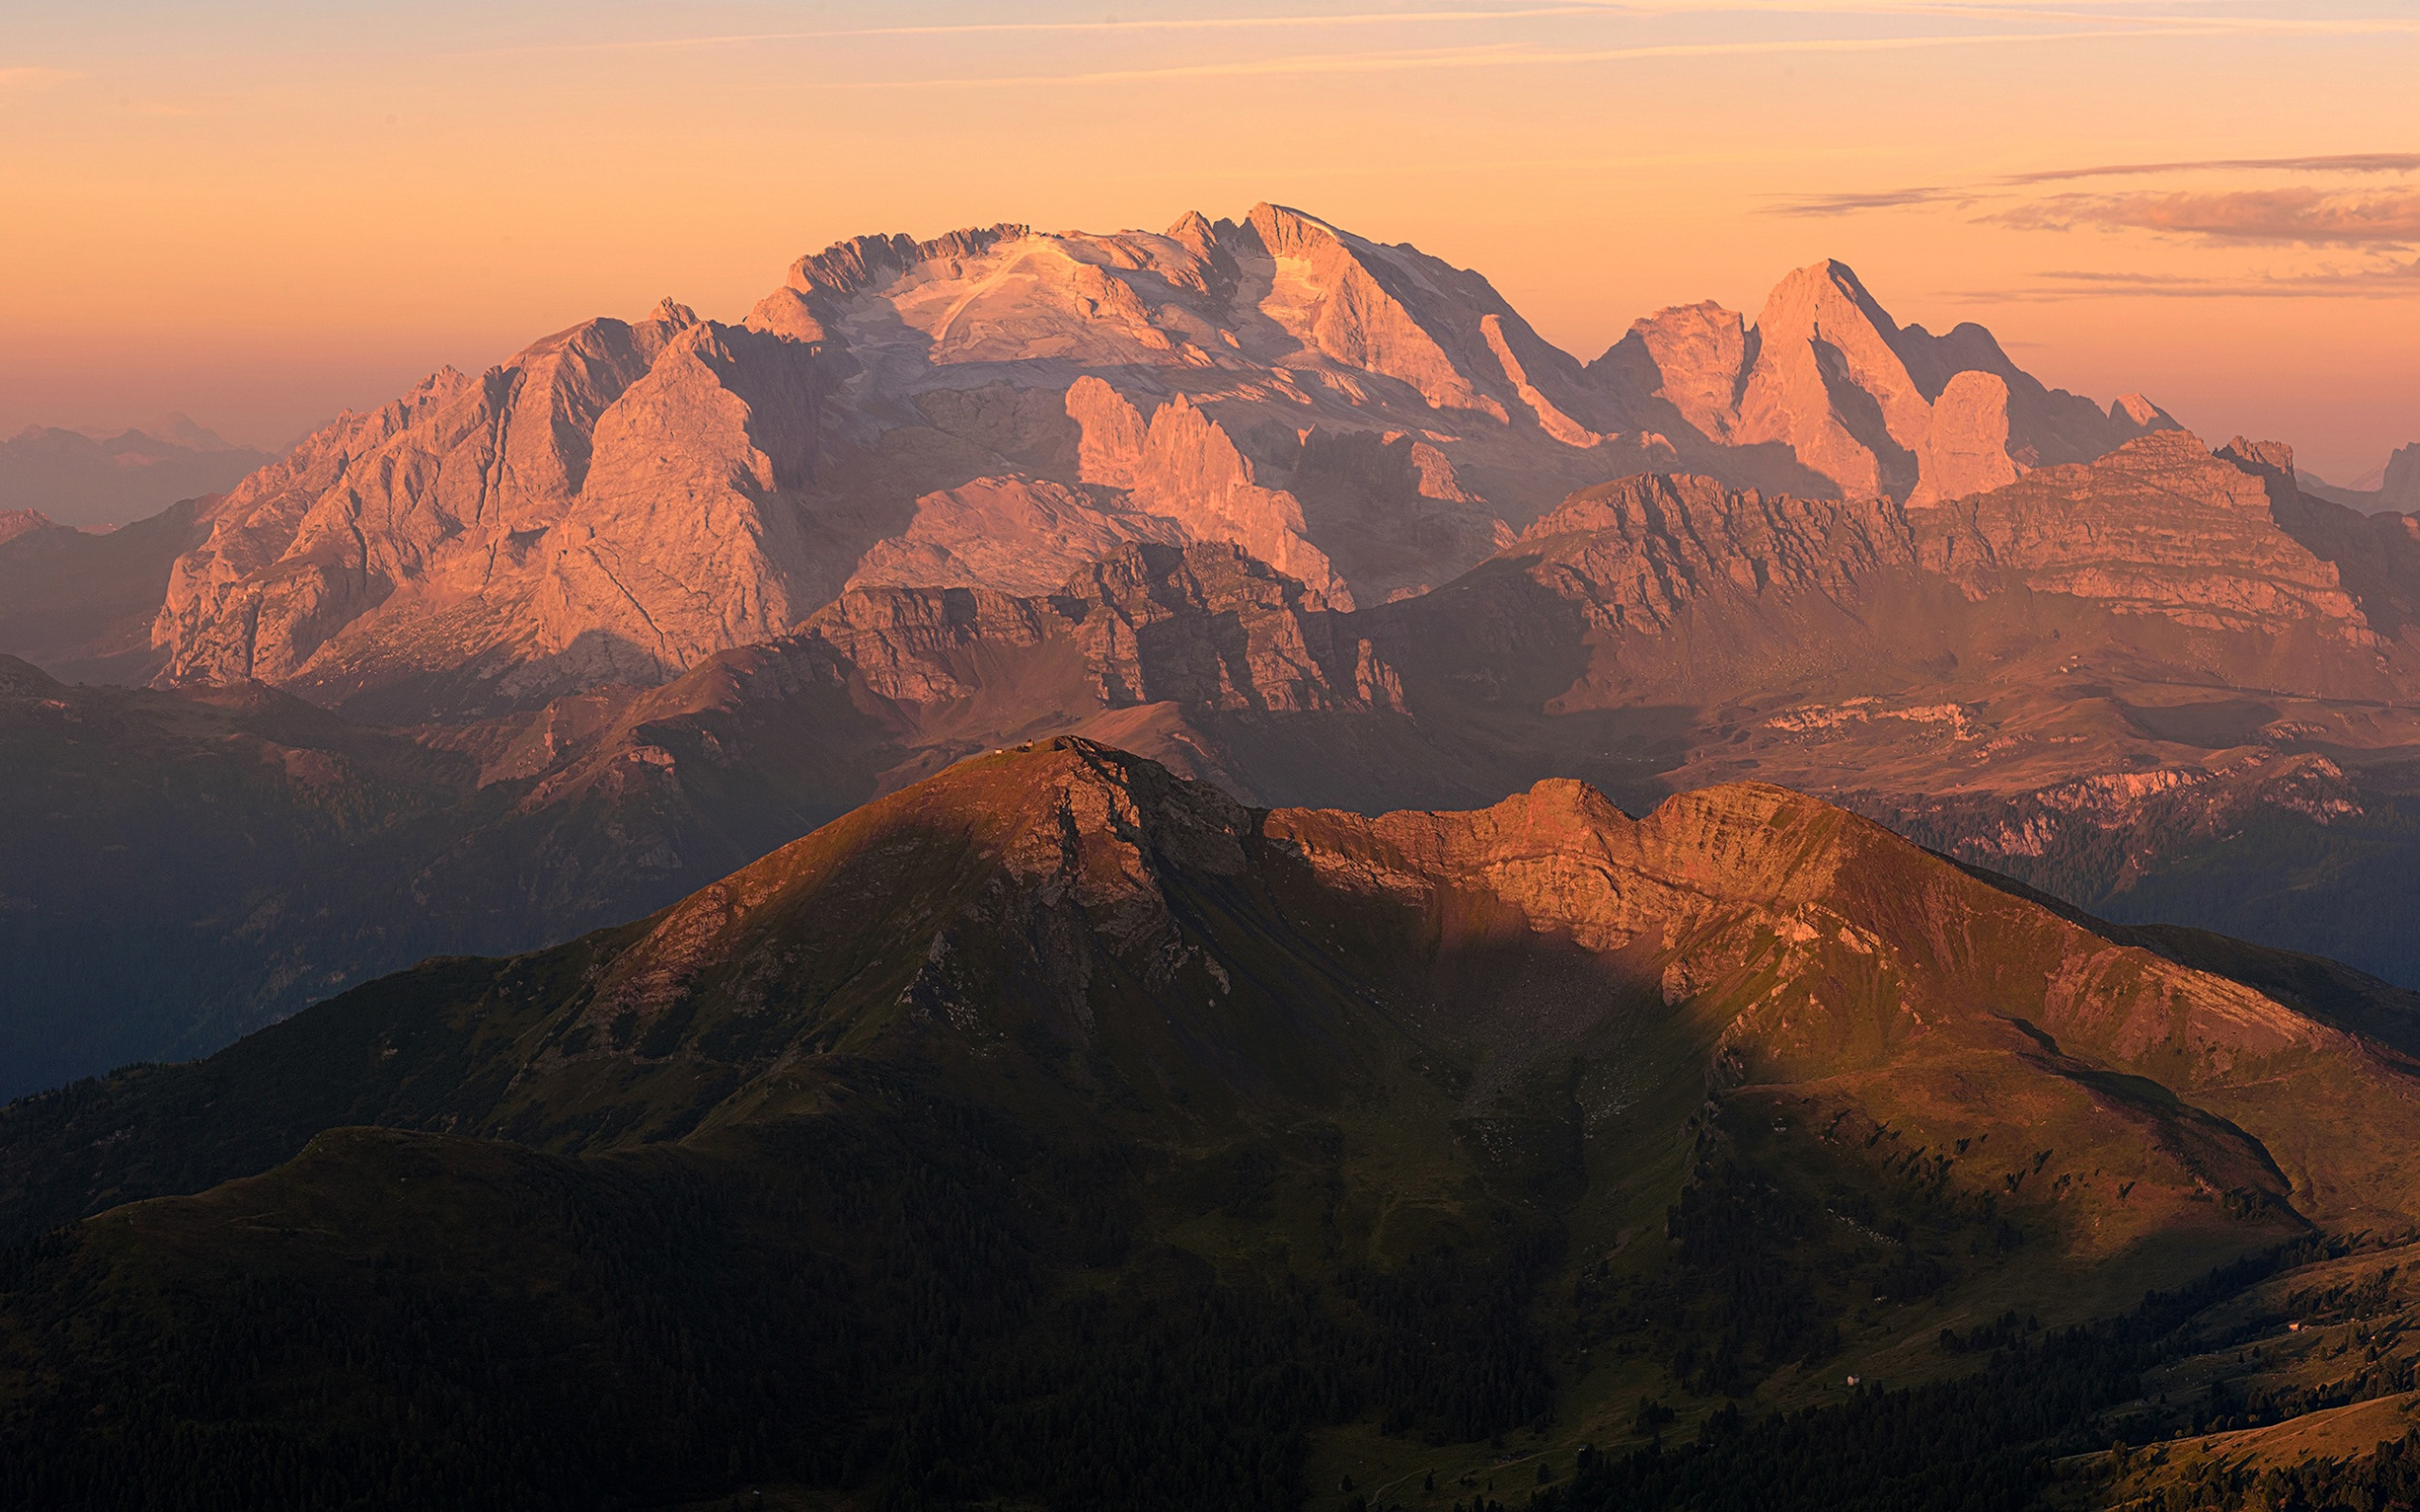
[6,744,2418,1508]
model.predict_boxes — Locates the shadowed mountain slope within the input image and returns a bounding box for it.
[0,497,209,683]
[3,741,2419,1508]
[0,651,895,1102]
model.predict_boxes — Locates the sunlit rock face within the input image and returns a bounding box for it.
[148,207,2162,721]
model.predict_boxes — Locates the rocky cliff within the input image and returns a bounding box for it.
[150,302,848,717]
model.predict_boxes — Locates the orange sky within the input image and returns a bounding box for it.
[4,1,2418,481]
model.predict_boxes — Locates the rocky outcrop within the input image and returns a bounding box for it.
[1055,541,1400,713]
[1909,370,2021,506]
[1871,748,2362,882]
[1063,381,1347,602]
[1617,301,1751,443]
[1061,375,1512,605]
[1370,434,2408,709]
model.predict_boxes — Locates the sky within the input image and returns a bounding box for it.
[3,0,2417,482]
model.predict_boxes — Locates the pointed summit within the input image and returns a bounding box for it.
[1735,258,1933,497]
[1587,257,2185,506]
[2112,391,2177,432]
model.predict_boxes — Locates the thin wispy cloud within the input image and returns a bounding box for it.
[801,7,1622,39]
[732,1,2344,36]
[1960,260,2420,300]
[2006,152,2420,184]
[1773,151,2420,217]
[506,6,1623,53]
[1997,187,2420,246]
[458,3,2114,59]
[1774,134,2420,301]
[816,26,2260,91]
[2035,270,2218,286]
[453,4,2420,70]
[1772,185,1967,215]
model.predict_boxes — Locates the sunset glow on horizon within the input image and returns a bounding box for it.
[6,0,2418,481]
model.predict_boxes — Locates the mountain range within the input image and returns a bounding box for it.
[136,205,2174,718]
[0,415,274,531]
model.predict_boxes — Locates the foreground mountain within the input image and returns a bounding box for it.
[0,417,274,529]
[3,739,2417,1509]
[142,206,2168,721]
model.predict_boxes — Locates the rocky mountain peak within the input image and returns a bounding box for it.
[2386,441,2420,507]
[1617,301,1754,443]
[1240,200,1344,255]
[2218,436,2298,490]
[1755,258,1897,338]
[1585,258,2166,509]
[1737,258,1933,497]
[2111,391,2173,429]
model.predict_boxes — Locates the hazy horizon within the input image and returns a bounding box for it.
[5,0,2417,479]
